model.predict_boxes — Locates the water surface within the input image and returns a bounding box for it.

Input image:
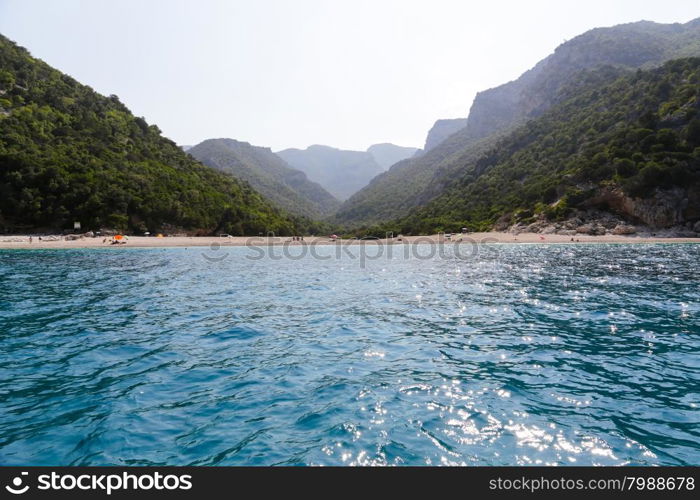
[0,244,698,465]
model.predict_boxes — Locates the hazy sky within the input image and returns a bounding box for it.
[0,0,698,151]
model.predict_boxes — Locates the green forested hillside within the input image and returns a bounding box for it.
[382,59,700,234]
[188,138,340,219]
[335,18,700,227]
[3,22,699,238]
[0,34,304,235]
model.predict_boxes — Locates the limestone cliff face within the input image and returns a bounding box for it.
[463,19,700,140]
[592,187,695,228]
[423,118,468,151]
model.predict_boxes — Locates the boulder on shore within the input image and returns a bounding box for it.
[576,224,605,235]
[612,224,637,235]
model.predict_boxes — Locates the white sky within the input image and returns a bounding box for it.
[0,0,698,150]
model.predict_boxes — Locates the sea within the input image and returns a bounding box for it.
[0,242,698,465]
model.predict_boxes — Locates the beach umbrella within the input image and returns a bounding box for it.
[114,235,123,241]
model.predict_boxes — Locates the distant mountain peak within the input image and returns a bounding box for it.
[276,143,418,200]
[366,143,419,169]
[276,145,382,200]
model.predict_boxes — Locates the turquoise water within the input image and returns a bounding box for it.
[0,243,698,466]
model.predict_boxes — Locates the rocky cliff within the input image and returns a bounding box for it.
[464,19,700,140]
[423,118,468,151]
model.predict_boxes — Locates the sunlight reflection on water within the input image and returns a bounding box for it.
[0,244,698,465]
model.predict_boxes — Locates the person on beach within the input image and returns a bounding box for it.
[29,236,32,243]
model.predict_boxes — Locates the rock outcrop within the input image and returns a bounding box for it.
[423,118,468,151]
[612,224,637,235]
[589,187,690,228]
[508,208,700,238]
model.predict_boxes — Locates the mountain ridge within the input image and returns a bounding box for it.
[334,17,700,227]
[360,59,700,236]
[0,34,305,235]
[188,138,340,219]
[366,143,419,169]
[276,142,417,201]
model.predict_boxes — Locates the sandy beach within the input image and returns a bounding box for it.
[0,232,698,249]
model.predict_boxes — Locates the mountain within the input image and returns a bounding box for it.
[188,138,340,219]
[366,143,419,169]
[370,59,700,235]
[464,18,700,142]
[0,34,304,235]
[335,18,700,226]
[332,125,508,225]
[276,145,384,200]
[276,143,417,201]
[423,118,468,151]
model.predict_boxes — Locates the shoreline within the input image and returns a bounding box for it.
[1,232,699,250]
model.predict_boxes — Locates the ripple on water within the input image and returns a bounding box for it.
[0,244,698,465]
